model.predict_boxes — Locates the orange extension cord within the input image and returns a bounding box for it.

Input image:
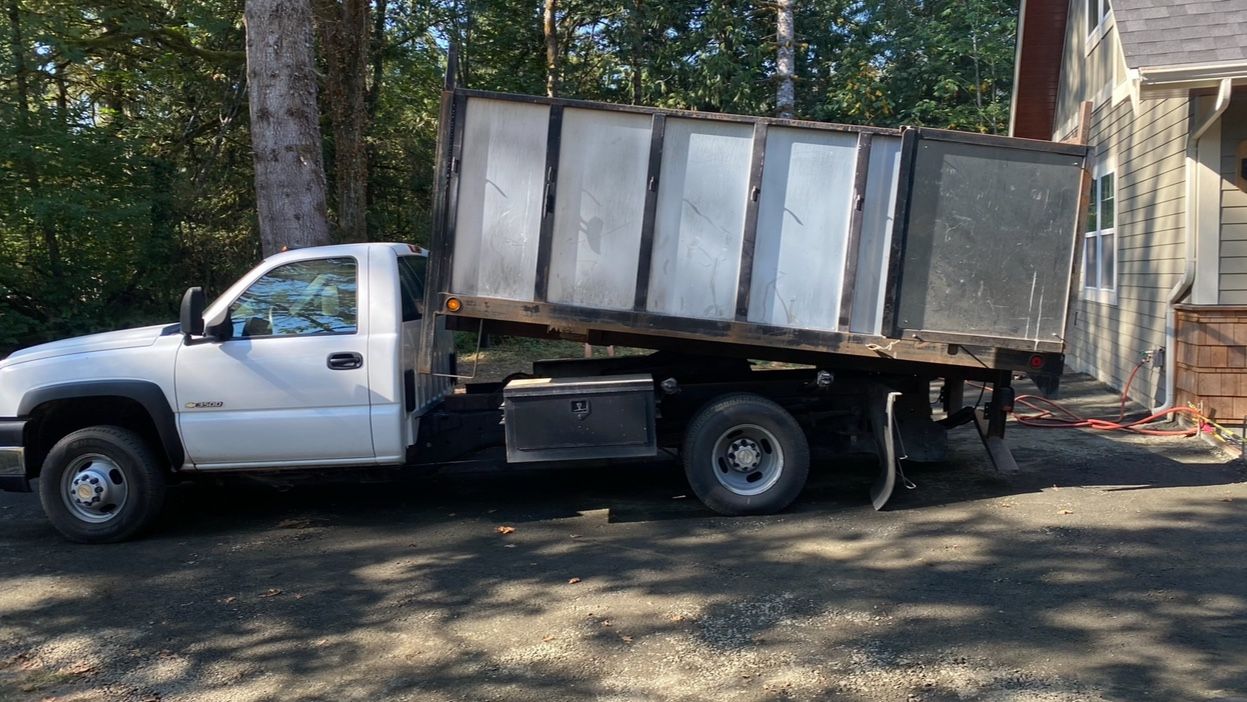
[985,358,1206,436]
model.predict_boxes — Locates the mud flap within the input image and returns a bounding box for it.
[869,390,903,510]
[973,408,1020,474]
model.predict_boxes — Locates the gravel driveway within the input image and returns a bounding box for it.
[2,375,1244,702]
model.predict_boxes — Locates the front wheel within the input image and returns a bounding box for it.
[38,426,168,543]
[682,394,809,516]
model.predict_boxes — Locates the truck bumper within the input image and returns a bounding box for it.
[0,419,30,493]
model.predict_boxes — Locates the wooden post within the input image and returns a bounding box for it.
[1061,100,1095,343]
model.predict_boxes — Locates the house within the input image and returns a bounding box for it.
[1011,0,1247,422]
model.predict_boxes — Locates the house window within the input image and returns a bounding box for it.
[1087,0,1112,40]
[1083,163,1116,304]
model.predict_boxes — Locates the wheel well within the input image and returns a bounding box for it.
[25,397,170,478]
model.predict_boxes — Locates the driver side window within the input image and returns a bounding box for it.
[230,257,358,338]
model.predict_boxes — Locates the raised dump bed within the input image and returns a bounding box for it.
[418,84,1089,381]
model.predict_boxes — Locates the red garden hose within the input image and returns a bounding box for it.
[991,358,1204,436]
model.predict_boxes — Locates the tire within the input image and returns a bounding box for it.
[682,393,809,516]
[37,426,168,544]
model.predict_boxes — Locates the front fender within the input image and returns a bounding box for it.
[18,380,184,468]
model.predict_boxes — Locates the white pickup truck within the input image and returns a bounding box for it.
[0,243,459,542]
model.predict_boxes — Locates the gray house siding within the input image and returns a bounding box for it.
[1066,96,1189,406]
[1051,1,1189,406]
[1051,0,1121,137]
[1220,97,1247,303]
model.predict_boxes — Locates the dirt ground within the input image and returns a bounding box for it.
[2,374,1245,702]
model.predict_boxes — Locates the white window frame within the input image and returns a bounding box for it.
[1083,150,1117,305]
[1085,0,1114,54]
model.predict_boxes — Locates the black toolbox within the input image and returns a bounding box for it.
[502,374,657,463]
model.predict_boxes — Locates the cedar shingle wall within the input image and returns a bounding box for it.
[1175,306,1247,421]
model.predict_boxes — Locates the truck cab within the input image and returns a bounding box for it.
[0,243,454,542]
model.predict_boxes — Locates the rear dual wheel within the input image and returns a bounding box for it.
[682,394,809,516]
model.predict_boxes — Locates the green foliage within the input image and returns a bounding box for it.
[0,0,256,351]
[0,0,1017,354]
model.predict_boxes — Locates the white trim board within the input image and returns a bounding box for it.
[1193,104,1223,305]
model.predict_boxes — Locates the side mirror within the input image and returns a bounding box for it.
[180,287,206,337]
[204,309,234,342]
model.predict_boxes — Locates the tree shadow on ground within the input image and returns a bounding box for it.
[1,373,1244,701]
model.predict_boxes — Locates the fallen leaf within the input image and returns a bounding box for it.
[222,596,237,605]
[65,661,99,677]
[496,525,516,535]
[542,635,556,642]
[276,518,316,529]
[293,593,305,600]
[1057,509,1074,515]
[568,577,582,584]
[259,588,283,598]
[620,635,633,644]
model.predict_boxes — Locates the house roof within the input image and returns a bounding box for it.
[1114,0,1247,69]
[1010,0,1070,140]
[1010,0,1247,139]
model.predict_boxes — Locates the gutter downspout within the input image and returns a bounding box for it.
[1156,77,1232,414]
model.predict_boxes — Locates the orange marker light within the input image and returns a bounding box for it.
[446,297,462,312]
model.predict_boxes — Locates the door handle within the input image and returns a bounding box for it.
[327,352,363,370]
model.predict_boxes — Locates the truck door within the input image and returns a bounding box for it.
[174,255,375,468]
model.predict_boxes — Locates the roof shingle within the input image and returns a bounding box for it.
[1114,0,1247,68]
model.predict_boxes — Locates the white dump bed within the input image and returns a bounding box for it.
[420,89,1090,373]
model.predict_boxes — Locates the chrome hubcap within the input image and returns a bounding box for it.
[61,455,129,523]
[727,439,761,470]
[712,424,784,497]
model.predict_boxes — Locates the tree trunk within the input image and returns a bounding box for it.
[244,0,331,257]
[543,0,558,97]
[776,0,795,118]
[367,0,386,119]
[7,0,29,121]
[453,0,471,87]
[54,61,68,124]
[630,0,643,104]
[315,0,371,243]
[8,0,62,277]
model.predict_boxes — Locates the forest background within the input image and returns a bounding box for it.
[0,0,1017,352]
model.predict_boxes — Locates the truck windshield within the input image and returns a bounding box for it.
[398,255,427,322]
